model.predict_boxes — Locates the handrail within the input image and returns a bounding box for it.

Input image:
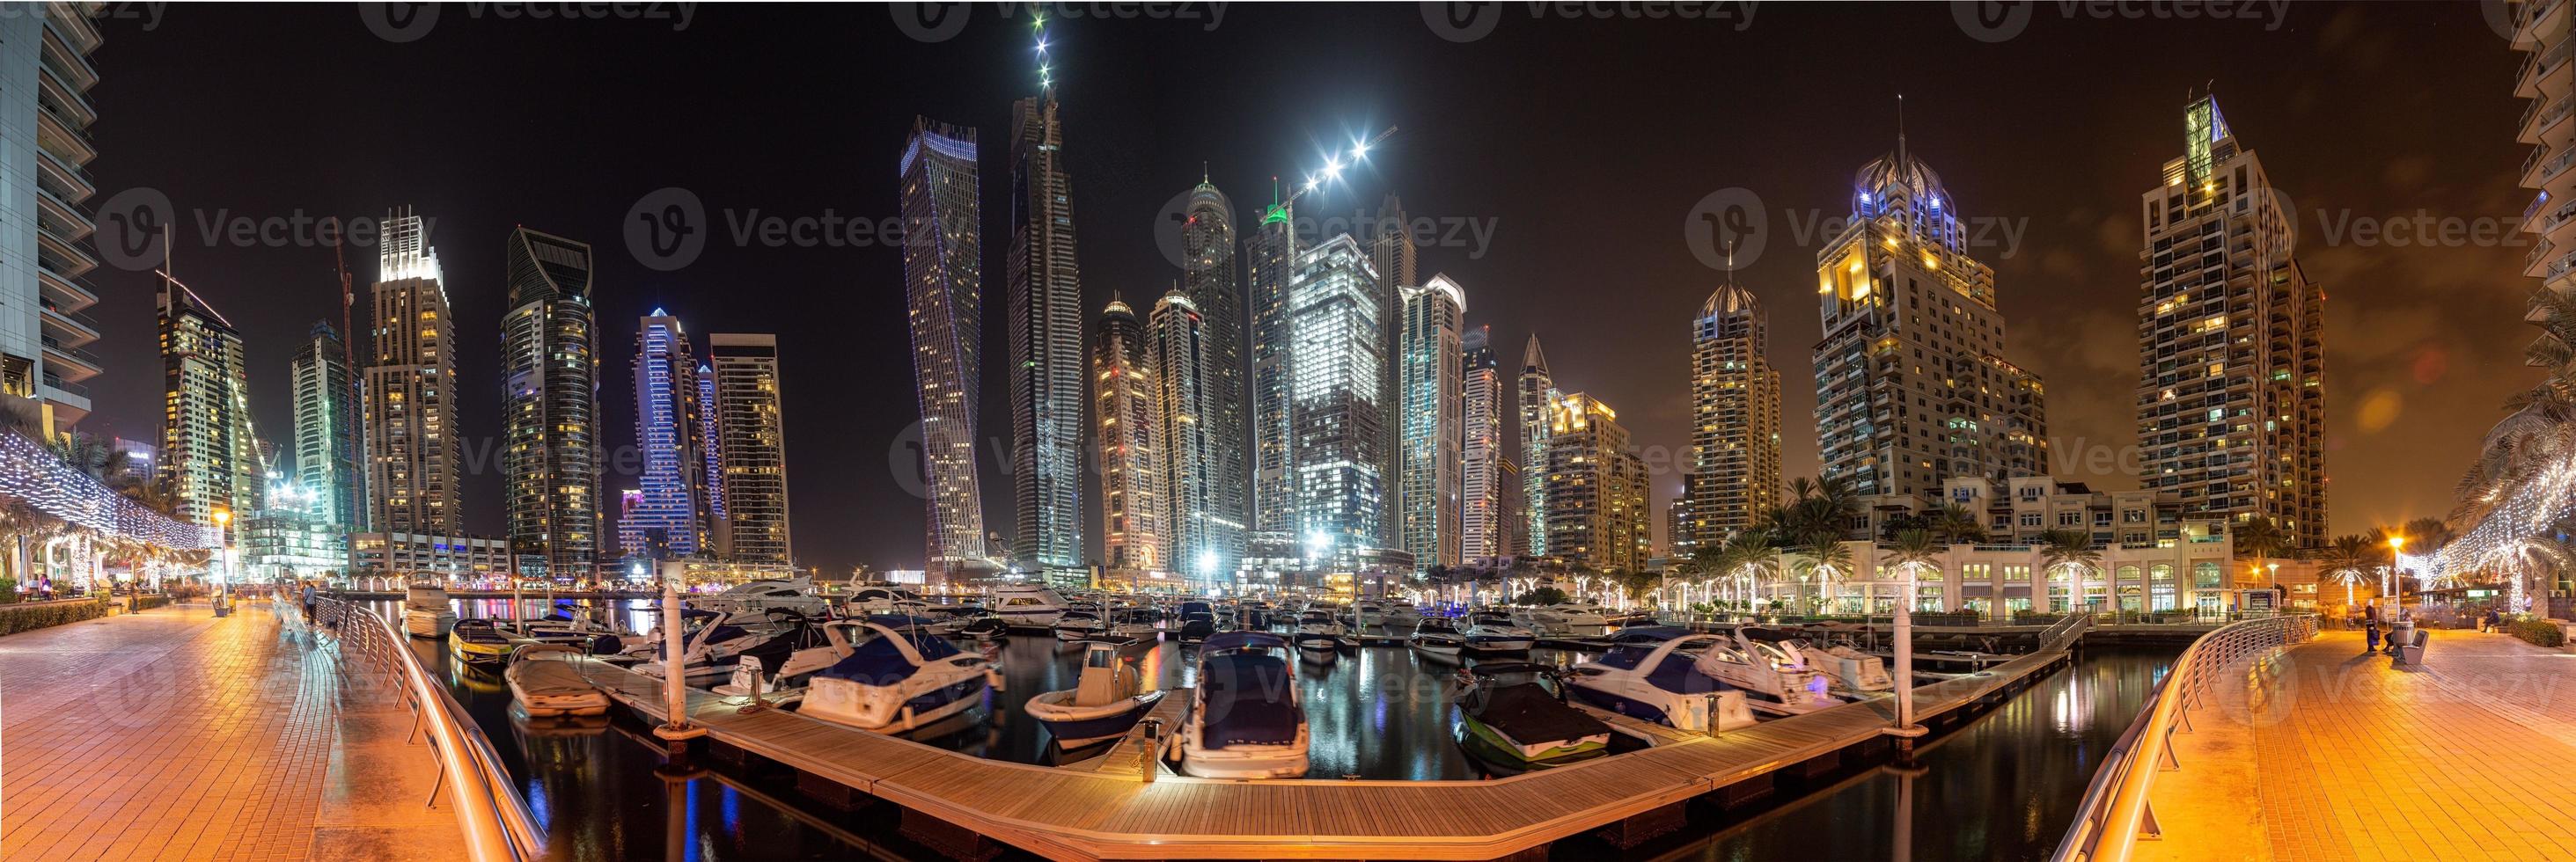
[312,595,545,862]
[2051,613,2317,862]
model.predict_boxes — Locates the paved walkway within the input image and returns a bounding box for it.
[2142,629,2576,862]
[0,602,465,861]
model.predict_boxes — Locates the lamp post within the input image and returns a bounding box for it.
[2386,536,2407,610]
[1890,557,1926,747]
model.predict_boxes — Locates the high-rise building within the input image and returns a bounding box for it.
[1813,136,2048,500]
[1149,289,1215,582]
[1246,190,1300,556]
[2519,0,2576,313]
[1398,274,1466,571]
[1007,88,1083,574]
[900,117,989,577]
[707,333,791,566]
[1093,298,1162,572]
[156,274,260,526]
[696,363,724,557]
[1545,392,1648,573]
[1289,235,1388,569]
[2134,95,2326,547]
[364,208,462,535]
[1461,326,1508,563]
[1369,195,1417,546]
[290,322,360,533]
[1178,179,1247,577]
[1681,280,1780,552]
[1517,334,1557,557]
[620,310,707,559]
[500,228,599,578]
[0,8,103,436]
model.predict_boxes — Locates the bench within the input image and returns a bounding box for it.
[2393,628,2427,666]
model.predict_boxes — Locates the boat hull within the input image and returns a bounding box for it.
[1026,690,1164,748]
[803,673,988,733]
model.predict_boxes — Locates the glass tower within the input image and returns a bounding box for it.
[1683,281,1780,551]
[1289,234,1386,569]
[290,322,360,534]
[501,227,598,577]
[620,310,707,559]
[364,208,462,535]
[1008,91,1084,574]
[900,117,989,576]
[708,334,790,566]
[1093,298,1162,572]
[1178,180,1246,578]
[1398,274,1466,571]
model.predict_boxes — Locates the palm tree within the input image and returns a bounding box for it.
[1884,529,1944,586]
[2038,530,2102,611]
[1933,504,1985,545]
[1712,532,1776,610]
[2232,515,2286,561]
[2314,534,2382,608]
[1794,537,1853,614]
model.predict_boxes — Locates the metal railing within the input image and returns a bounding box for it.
[311,595,545,862]
[2051,613,2318,862]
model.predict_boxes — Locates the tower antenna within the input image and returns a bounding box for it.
[1896,93,1907,164]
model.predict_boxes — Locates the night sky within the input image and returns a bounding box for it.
[79,3,2530,573]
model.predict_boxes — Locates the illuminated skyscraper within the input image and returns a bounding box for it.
[1290,235,1387,568]
[1008,82,1083,574]
[620,310,707,559]
[500,227,598,577]
[1369,195,1416,546]
[157,274,260,526]
[1398,274,1466,571]
[1681,279,1780,552]
[1093,298,1162,571]
[1545,392,1648,573]
[1517,334,1556,556]
[364,208,462,534]
[2134,95,2325,547]
[1246,191,1300,554]
[708,334,791,566]
[1178,179,1246,577]
[290,322,360,532]
[1461,326,1508,562]
[900,117,989,576]
[1149,289,1215,582]
[1813,135,2047,499]
[0,7,104,435]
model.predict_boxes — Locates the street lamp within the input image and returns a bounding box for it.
[2387,536,2407,610]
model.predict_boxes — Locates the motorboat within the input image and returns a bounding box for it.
[1562,631,1758,732]
[1292,609,1346,651]
[1381,599,1423,629]
[1053,609,1110,642]
[1517,603,1611,638]
[844,582,927,615]
[1803,637,1895,696]
[1105,609,1160,644]
[449,617,537,667]
[505,645,610,717]
[1411,616,1467,660]
[1174,632,1309,779]
[1346,600,1389,630]
[622,608,814,687]
[801,621,994,733]
[517,601,632,654]
[690,577,832,618]
[1692,639,1842,715]
[402,584,458,638]
[956,610,1011,641]
[1024,642,1167,749]
[991,584,1070,627]
[1175,602,1218,643]
[712,615,858,705]
[1454,661,1612,771]
[1462,610,1537,654]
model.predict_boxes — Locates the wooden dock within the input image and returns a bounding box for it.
[576,644,2073,860]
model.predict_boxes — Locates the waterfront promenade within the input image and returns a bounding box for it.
[2141,629,2576,862]
[0,603,464,860]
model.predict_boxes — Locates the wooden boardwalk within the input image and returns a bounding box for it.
[578,642,2072,860]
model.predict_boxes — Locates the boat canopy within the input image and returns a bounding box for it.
[818,628,961,683]
[1202,632,1289,652]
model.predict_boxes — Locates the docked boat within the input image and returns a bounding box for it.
[1454,661,1613,771]
[1053,609,1110,642]
[1692,639,1842,715]
[621,608,810,687]
[1807,638,1895,695]
[690,577,833,618]
[1175,602,1218,643]
[517,601,631,654]
[1517,602,1611,638]
[1104,609,1159,644]
[450,617,537,666]
[955,610,1011,640]
[1024,642,1167,749]
[991,584,1070,627]
[1381,599,1423,629]
[843,583,927,615]
[1410,616,1467,660]
[1293,609,1346,651]
[402,584,458,638]
[1462,610,1538,654]
[712,615,855,704]
[802,620,994,733]
[505,645,610,717]
[1562,631,1758,732]
[1174,632,1309,779]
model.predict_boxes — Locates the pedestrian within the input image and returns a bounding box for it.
[2364,617,2382,654]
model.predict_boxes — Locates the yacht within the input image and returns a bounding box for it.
[1174,632,1310,779]
[1381,599,1423,629]
[1024,642,1166,749]
[845,584,930,617]
[402,583,459,638]
[1692,638,1842,715]
[714,617,865,705]
[991,584,1070,628]
[517,601,633,654]
[621,608,814,687]
[1462,610,1537,654]
[1053,609,1110,642]
[1454,661,1613,771]
[1517,602,1611,639]
[691,577,833,618]
[1562,631,1757,732]
[1410,616,1467,660]
[1174,602,1218,643]
[449,618,536,667]
[1293,609,1347,653]
[1104,609,1160,644]
[801,621,994,733]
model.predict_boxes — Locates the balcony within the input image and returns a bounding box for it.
[2520,0,2570,48]
[34,225,97,279]
[36,147,92,202]
[37,262,98,312]
[33,96,94,165]
[35,64,93,130]
[39,300,99,348]
[2521,93,2572,145]
[41,338,101,383]
[34,184,93,242]
[38,24,98,91]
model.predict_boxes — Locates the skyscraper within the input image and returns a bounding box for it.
[0,8,103,436]
[1545,392,1648,574]
[1093,298,1163,571]
[2518,1,2575,309]
[1178,179,1247,577]
[1517,334,1556,557]
[290,322,360,532]
[1461,326,1508,563]
[1149,289,1214,581]
[900,117,989,577]
[708,333,791,566]
[157,274,260,526]
[501,227,599,577]
[696,362,726,557]
[2134,95,2325,547]
[364,208,462,534]
[1681,279,1780,552]
[1246,190,1300,556]
[620,310,707,559]
[1290,234,1388,568]
[1813,135,2047,500]
[1007,86,1083,574]
[1398,274,1466,571]
[1369,195,1417,546]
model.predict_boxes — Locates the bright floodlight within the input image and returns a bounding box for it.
[1352,139,1370,158]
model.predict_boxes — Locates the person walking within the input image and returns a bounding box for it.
[2364,616,2382,654]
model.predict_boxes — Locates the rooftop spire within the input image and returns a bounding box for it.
[1523,333,1549,373]
[1895,93,1907,166]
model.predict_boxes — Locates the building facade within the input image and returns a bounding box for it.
[500,227,599,578]
[1516,334,1556,557]
[364,208,462,535]
[706,333,790,566]
[1544,392,1648,573]
[1813,141,2048,500]
[1290,234,1388,571]
[1007,91,1083,574]
[2518,0,2575,315]
[0,7,103,436]
[1680,281,1780,552]
[899,117,989,578]
[2133,95,2327,548]
[1093,297,1162,572]
[1149,290,1215,583]
[620,310,708,559]
[355,531,512,579]
[1178,179,1247,577]
[290,322,360,535]
[1460,325,1508,563]
[1246,194,1299,559]
[1369,195,1418,548]
[156,275,259,526]
[1398,274,1466,571]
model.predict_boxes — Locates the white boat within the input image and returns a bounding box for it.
[1024,642,1167,749]
[1174,602,1219,643]
[622,608,811,687]
[1410,616,1467,660]
[1053,609,1110,642]
[1562,631,1758,733]
[712,617,862,705]
[991,584,1069,627]
[402,584,458,638]
[1462,610,1537,654]
[1175,632,1310,779]
[505,645,610,717]
[1105,609,1159,644]
[1381,600,1423,629]
[845,584,928,616]
[1517,603,1611,638]
[517,602,634,653]
[1693,639,1843,715]
[802,621,994,733]
[690,577,832,618]
[1293,610,1346,652]
[1814,642,1896,695]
